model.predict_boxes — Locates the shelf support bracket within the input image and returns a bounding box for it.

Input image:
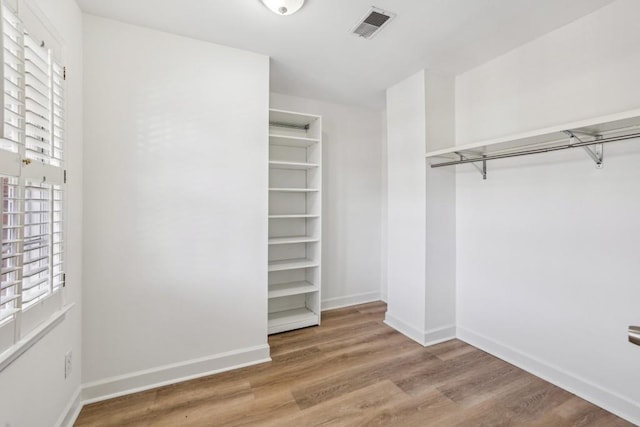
[564,130,603,169]
[456,152,487,180]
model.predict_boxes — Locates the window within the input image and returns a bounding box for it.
[0,1,65,356]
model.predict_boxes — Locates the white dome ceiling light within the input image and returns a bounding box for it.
[261,0,305,16]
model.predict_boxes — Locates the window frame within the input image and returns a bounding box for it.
[0,0,68,370]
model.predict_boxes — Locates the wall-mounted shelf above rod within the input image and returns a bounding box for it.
[425,108,640,179]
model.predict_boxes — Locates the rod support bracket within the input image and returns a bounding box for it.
[585,142,604,169]
[456,152,487,180]
[565,130,604,169]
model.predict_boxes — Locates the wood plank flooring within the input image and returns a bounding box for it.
[75,302,633,426]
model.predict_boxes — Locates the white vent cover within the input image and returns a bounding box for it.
[351,7,396,39]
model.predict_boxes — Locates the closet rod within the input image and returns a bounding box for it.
[269,121,310,131]
[431,131,640,168]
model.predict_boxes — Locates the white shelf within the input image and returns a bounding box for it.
[268,307,319,334]
[269,187,319,193]
[425,108,640,160]
[269,281,318,299]
[269,134,319,147]
[269,161,319,170]
[269,235,319,245]
[270,109,320,128]
[268,258,319,272]
[269,214,319,219]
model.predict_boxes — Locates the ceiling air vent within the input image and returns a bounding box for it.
[351,7,396,39]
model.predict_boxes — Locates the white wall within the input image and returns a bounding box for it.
[270,93,383,310]
[456,0,640,144]
[82,15,270,400]
[385,72,427,340]
[424,72,456,334]
[380,111,388,302]
[455,0,640,423]
[385,70,456,345]
[0,0,84,426]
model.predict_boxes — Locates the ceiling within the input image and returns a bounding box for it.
[76,0,615,110]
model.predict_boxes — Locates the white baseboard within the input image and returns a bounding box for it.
[321,291,381,311]
[458,326,640,426]
[384,312,455,347]
[56,386,82,427]
[81,344,271,404]
[423,324,457,346]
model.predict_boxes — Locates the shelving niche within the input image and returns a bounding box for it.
[268,109,322,334]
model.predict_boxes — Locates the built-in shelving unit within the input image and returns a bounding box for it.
[268,108,322,335]
[425,108,640,179]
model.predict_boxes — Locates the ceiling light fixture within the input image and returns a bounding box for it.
[261,0,305,16]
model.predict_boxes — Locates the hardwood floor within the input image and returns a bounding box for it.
[75,302,632,426]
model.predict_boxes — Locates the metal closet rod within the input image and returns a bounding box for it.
[431,131,640,168]
[269,121,310,131]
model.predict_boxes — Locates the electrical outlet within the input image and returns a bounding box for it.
[64,350,72,379]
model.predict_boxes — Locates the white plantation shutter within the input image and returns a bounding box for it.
[51,184,62,290]
[0,176,21,324]
[0,1,65,356]
[19,177,63,336]
[22,180,51,308]
[51,62,63,166]
[23,31,51,164]
[1,3,24,154]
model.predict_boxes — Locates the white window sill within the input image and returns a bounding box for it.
[0,303,75,372]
